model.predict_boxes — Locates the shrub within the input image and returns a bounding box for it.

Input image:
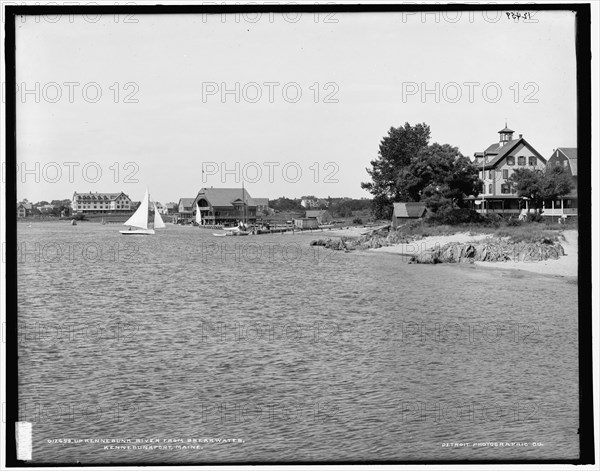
[426,207,485,225]
[352,217,363,225]
[494,225,561,244]
[481,213,504,228]
[506,217,522,227]
[526,212,544,223]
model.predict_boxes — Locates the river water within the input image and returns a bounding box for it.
[16,222,579,463]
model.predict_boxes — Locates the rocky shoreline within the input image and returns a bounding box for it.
[407,240,564,264]
[310,233,566,265]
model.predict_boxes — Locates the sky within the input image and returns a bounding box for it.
[13,8,578,204]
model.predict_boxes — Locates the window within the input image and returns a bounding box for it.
[518,156,526,166]
[512,185,517,194]
[554,200,562,209]
[502,169,509,179]
[488,170,493,179]
[488,184,493,194]
[529,157,536,166]
[501,184,510,194]
[507,156,515,165]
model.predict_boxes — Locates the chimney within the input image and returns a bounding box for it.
[519,134,523,139]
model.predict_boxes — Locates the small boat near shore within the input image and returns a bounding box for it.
[213,227,250,237]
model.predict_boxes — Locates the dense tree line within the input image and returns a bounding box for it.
[361,122,482,219]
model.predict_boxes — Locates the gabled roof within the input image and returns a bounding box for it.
[393,202,427,218]
[17,202,32,210]
[556,147,578,176]
[498,126,514,133]
[194,188,254,208]
[178,198,196,207]
[476,138,547,169]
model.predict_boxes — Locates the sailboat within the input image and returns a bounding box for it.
[120,188,166,235]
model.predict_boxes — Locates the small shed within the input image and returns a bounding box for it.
[305,210,333,225]
[294,218,320,229]
[391,202,427,228]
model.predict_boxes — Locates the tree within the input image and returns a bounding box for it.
[270,197,302,212]
[361,122,431,218]
[410,143,482,212]
[510,165,573,212]
[362,122,481,218]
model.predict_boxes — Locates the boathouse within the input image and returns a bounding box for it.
[391,202,427,228]
[192,187,265,226]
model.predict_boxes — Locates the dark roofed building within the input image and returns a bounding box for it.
[391,202,427,228]
[252,198,269,212]
[175,198,196,223]
[546,147,578,218]
[192,188,261,225]
[17,202,33,218]
[165,202,179,214]
[304,210,333,224]
[549,147,577,177]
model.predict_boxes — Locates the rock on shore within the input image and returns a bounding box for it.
[409,241,565,264]
[310,238,348,251]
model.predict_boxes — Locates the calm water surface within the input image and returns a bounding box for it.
[17,222,579,463]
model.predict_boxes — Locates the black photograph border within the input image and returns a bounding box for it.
[4,2,594,467]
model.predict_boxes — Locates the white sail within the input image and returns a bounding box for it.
[123,188,149,229]
[153,203,166,229]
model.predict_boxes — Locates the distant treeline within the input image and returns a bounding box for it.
[269,197,372,217]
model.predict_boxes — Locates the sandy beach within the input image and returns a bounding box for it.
[373,229,578,278]
[473,229,578,278]
[315,226,578,278]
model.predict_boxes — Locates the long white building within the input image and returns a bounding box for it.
[72,192,132,213]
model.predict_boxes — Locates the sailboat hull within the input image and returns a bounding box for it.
[120,229,155,235]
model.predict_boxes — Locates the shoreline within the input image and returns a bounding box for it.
[318,227,578,279]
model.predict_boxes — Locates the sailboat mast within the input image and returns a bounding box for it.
[242,181,246,224]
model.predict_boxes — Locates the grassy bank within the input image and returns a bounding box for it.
[395,219,575,244]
